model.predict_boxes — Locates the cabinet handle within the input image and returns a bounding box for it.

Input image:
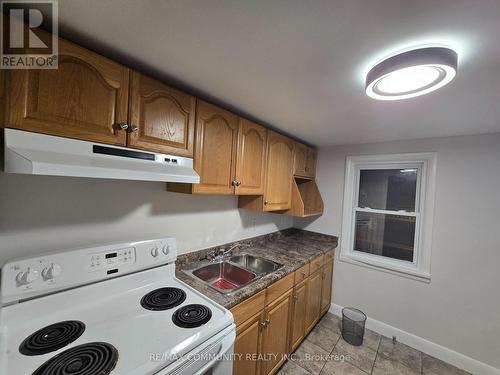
[293,295,299,300]
[236,180,241,186]
[231,180,238,187]
[260,319,270,328]
[264,200,271,205]
[130,124,139,132]
[301,272,307,278]
[117,122,128,131]
[322,272,326,279]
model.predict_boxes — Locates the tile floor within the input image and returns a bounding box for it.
[278,313,471,375]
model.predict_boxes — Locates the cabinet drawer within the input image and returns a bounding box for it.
[266,273,294,305]
[310,255,324,273]
[231,289,266,327]
[294,263,310,285]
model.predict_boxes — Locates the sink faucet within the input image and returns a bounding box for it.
[206,243,249,262]
[206,248,233,262]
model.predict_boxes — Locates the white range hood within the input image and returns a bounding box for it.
[2,128,200,183]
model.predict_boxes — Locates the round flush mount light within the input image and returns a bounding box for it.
[365,46,457,100]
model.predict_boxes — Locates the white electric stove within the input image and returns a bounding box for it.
[0,238,235,375]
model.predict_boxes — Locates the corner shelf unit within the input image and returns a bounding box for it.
[286,178,324,217]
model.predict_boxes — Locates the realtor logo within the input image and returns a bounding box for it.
[1,0,58,69]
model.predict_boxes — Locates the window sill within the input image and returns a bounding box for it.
[339,252,431,283]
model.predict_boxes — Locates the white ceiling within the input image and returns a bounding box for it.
[57,0,500,146]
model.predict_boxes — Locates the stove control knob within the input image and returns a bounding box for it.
[151,247,159,258]
[162,244,170,255]
[42,263,62,281]
[16,267,39,286]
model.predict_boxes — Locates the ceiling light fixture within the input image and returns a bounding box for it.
[365,46,457,100]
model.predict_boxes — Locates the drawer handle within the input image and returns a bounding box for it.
[260,319,270,328]
[301,272,306,278]
[293,295,299,300]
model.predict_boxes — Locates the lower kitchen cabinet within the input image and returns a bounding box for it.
[289,279,308,352]
[305,267,323,333]
[231,253,334,375]
[233,311,263,375]
[320,258,334,314]
[260,289,293,375]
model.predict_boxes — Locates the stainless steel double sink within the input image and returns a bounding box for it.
[184,254,283,294]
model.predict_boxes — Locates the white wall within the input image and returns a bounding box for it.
[0,174,293,266]
[296,133,500,370]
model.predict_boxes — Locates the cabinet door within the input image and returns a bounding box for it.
[293,142,308,176]
[263,131,294,211]
[127,72,195,156]
[235,119,267,195]
[6,37,129,146]
[193,100,239,194]
[290,280,308,352]
[320,260,334,314]
[233,312,262,375]
[260,290,292,375]
[305,148,317,178]
[305,270,322,333]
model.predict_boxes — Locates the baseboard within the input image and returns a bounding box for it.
[329,303,500,375]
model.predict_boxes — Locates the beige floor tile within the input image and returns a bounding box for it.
[333,338,377,373]
[362,328,381,351]
[306,323,340,352]
[372,354,420,375]
[278,359,313,375]
[292,339,330,375]
[378,336,422,372]
[321,359,368,375]
[317,313,342,335]
[422,353,471,375]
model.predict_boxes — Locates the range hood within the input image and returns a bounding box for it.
[2,129,200,183]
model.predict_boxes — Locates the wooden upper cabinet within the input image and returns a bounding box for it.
[264,132,293,211]
[294,142,308,176]
[193,100,239,194]
[263,131,294,211]
[5,37,129,146]
[235,119,267,195]
[306,148,317,177]
[293,142,316,178]
[127,72,195,156]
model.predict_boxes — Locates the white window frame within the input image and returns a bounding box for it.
[340,153,437,282]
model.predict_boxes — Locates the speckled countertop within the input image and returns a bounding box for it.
[175,229,338,309]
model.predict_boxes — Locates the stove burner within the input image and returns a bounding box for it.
[19,321,86,356]
[32,342,118,375]
[141,287,186,311]
[172,304,212,328]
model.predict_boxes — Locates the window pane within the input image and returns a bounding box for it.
[358,169,417,211]
[354,211,415,262]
